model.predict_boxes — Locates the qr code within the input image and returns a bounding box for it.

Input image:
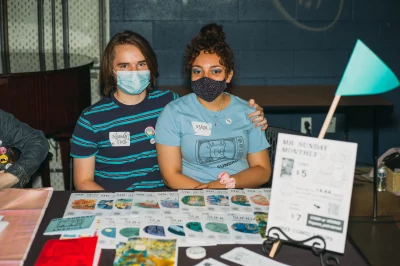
[328,203,340,216]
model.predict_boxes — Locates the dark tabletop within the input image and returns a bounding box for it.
[25,191,371,266]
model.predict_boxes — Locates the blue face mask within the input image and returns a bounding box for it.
[114,70,151,95]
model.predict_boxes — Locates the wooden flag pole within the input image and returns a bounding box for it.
[318,95,341,139]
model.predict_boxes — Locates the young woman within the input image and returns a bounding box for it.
[71,30,267,191]
[155,24,271,189]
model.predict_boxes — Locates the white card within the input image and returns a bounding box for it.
[0,221,9,234]
[194,258,230,266]
[220,247,290,266]
[109,132,130,146]
[267,133,357,254]
[191,122,212,136]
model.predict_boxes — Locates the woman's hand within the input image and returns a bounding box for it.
[248,99,268,131]
[195,180,225,189]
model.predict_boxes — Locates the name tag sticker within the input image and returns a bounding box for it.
[109,132,130,146]
[191,122,212,136]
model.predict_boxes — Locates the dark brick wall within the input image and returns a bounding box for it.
[110,0,400,164]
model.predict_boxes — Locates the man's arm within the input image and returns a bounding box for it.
[0,109,49,187]
[73,157,104,190]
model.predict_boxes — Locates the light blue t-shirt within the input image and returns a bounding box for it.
[155,92,269,183]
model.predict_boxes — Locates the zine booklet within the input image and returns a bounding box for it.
[131,191,161,216]
[139,216,168,239]
[202,213,233,244]
[63,193,101,217]
[157,191,180,215]
[228,189,253,213]
[178,190,206,213]
[164,215,194,247]
[227,213,263,244]
[184,213,208,245]
[115,217,141,246]
[113,192,135,216]
[95,216,120,249]
[244,188,271,213]
[204,189,230,213]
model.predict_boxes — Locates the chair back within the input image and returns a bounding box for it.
[264,126,305,186]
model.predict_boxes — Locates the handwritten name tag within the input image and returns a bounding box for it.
[191,122,212,136]
[109,132,130,146]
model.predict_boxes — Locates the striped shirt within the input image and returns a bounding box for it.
[70,89,178,190]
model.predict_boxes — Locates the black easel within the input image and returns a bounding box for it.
[262,227,340,266]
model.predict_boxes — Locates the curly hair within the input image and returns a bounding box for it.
[185,23,234,78]
[100,31,159,97]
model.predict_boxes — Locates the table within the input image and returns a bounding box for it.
[25,191,371,266]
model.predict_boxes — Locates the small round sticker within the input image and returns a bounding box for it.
[226,118,232,124]
[144,126,155,136]
[150,138,156,144]
[0,154,8,164]
[0,147,7,154]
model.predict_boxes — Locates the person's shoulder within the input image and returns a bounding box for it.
[81,97,113,117]
[229,94,253,112]
[149,89,180,102]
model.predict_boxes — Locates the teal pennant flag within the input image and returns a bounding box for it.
[336,39,400,96]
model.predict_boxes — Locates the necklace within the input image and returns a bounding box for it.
[211,96,224,127]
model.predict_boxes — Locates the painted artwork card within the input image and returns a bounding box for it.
[113,237,177,266]
[139,217,168,239]
[63,193,100,217]
[178,190,206,213]
[184,212,208,245]
[131,192,161,216]
[228,189,253,213]
[204,189,230,213]
[112,192,135,216]
[202,213,234,244]
[227,213,262,244]
[157,191,180,215]
[244,188,271,213]
[114,216,142,246]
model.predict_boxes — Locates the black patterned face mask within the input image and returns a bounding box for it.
[191,77,227,102]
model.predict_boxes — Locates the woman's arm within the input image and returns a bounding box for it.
[201,149,271,189]
[156,143,202,189]
[232,149,271,188]
[73,157,104,190]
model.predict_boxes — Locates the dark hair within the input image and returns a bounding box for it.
[100,30,159,97]
[185,23,234,78]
